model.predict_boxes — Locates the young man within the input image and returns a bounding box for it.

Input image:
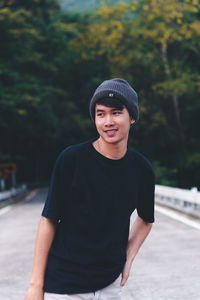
[25,78,155,300]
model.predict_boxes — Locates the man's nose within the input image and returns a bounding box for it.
[104,114,114,126]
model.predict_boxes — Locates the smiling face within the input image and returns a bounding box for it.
[95,104,135,145]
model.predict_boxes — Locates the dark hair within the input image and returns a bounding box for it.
[95,97,125,112]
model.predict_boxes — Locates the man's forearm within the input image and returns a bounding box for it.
[120,215,153,286]
[126,215,152,263]
[29,216,56,288]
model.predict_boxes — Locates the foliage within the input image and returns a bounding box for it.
[71,0,200,188]
[0,0,200,189]
[152,161,177,187]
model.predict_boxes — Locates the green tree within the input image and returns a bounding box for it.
[0,3,110,184]
[70,0,200,188]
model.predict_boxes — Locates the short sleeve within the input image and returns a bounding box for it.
[41,145,77,222]
[137,161,155,223]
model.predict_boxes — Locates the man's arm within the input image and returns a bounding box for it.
[24,216,57,300]
[120,215,153,286]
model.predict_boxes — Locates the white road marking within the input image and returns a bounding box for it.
[0,206,12,216]
[155,205,200,230]
[24,190,38,202]
[0,189,39,216]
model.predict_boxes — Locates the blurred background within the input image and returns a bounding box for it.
[0,0,200,190]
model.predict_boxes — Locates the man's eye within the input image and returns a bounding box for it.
[113,111,121,115]
[97,113,104,117]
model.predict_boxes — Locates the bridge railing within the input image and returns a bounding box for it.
[155,185,200,218]
[1,184,199,218]
[0,184,27,203]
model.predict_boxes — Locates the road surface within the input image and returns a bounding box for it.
[0,189,200,300]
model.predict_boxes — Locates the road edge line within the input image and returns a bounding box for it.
[155,205,200,230]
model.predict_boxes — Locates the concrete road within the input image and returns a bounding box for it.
[0,189,200,300]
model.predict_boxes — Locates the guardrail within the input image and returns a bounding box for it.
[155,184,200,218]
[1,184,199,217]
[0,184,27,202]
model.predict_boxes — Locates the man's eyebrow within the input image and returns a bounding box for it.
[96,108,123,112]
[96,109,105,113]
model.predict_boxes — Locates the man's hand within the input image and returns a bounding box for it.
[120,259,132,286]
[24,285,44,300]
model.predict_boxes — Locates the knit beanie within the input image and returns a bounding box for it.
[89,78,139,122]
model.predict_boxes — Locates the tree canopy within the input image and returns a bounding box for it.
[0,0,200,189]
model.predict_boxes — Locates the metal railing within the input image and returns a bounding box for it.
[1,184,199,218]
[0,184,27,202]
[155,185,200,218]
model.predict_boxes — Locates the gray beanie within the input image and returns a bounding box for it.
[89,78,139,122]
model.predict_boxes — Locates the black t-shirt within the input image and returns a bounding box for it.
[42,138,155,294]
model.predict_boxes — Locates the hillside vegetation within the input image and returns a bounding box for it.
[59,0,129,12]
[0,0,200,189]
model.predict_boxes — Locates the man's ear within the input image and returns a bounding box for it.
[130,118,135,125]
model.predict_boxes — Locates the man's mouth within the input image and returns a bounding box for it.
[104,129,118,137]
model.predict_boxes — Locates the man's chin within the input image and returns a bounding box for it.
[101,136,122,145]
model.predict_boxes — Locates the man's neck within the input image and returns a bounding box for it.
[94,137,128,160]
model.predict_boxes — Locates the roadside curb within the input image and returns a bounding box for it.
[155,203,200,230]
[0,188,44,212]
